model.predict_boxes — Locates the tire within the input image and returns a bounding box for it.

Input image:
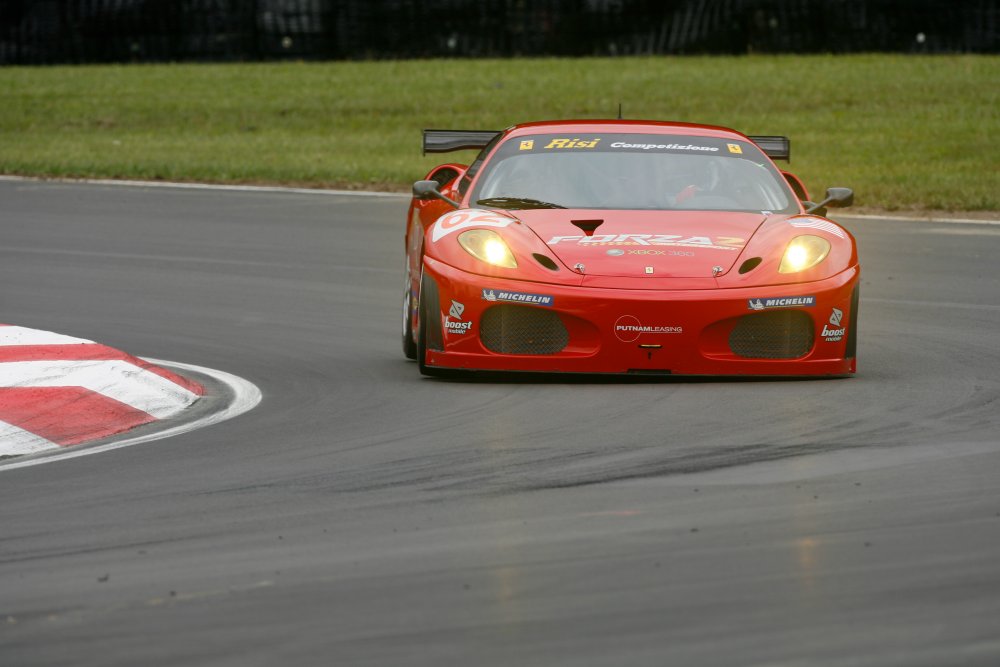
[417,271,444,377]
[402,258,417,360]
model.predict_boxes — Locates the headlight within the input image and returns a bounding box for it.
[458,229,517,268]
[779,235,831,274]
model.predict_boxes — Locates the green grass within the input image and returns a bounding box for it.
[1,55,997,211]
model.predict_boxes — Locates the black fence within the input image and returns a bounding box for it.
[1,0,996,64]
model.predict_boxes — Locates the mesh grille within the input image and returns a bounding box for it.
[729,311,814,359]
[480,305,569,355]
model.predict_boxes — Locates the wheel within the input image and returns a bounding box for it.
[402,257,417,360]
[417,270,444,377]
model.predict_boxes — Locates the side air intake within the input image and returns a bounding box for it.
[729,311,813,359]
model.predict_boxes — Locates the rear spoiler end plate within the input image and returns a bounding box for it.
[423,129,501,155]
[748,135,790,161]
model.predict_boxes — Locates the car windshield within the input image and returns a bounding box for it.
[471,133,797,213]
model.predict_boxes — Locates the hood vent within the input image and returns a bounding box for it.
[571,219,604,236]
[533,253,559,271]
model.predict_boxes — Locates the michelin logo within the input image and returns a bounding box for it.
[482,289,554,307]
[748,295,816,311]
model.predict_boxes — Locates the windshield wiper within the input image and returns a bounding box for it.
[476,196,566,210]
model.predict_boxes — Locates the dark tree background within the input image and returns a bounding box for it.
[1,0,996,64]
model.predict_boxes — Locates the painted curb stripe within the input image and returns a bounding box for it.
[0,387,156,446]
[0,419,59,455]
[0,343,204,396]
[0,326,92,346]
[0,324,209,454]
[0,359,262,471]
[1,360,198,419]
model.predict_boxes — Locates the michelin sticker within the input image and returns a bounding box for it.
[482,289,554,307]
[431,210,514,243]
[748,296,816,310]
[822,308,846,342]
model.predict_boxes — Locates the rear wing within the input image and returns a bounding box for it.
[423,129,790,161]
[423,129,501,155]
[748,135,790,161]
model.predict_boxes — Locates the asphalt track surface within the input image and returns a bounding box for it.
[2,180,999,666]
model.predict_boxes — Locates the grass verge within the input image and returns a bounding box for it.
[1,55,996,211]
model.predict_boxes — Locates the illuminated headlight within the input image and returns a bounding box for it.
[458,229,517,268]
[779,235,831,274]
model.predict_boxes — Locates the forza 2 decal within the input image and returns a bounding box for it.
[431,210,514,243]
[548,234,745,251]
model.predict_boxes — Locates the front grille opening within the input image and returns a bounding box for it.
[729,311,814,359]
[739,257,762,274]
[533,253,559,271]
[480,305,569,355]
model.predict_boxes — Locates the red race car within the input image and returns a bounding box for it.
[403,120,857,377]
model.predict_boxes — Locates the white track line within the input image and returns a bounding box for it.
[836,213,1000,225]
[2,175,994,221]
[0,175,406,198]
[0,359,262,472]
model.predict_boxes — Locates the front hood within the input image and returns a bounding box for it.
[517,209,769,278]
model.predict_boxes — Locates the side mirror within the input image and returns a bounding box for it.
[824,187,854,208]
[805,187,853,214]
[412,180,460,209]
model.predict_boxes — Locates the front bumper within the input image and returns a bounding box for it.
[422,256,859,376]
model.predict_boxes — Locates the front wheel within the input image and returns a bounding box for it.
[401,258,417,360]
[417,271,445,377]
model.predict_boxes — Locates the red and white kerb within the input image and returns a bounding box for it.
[0,324,204,456]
